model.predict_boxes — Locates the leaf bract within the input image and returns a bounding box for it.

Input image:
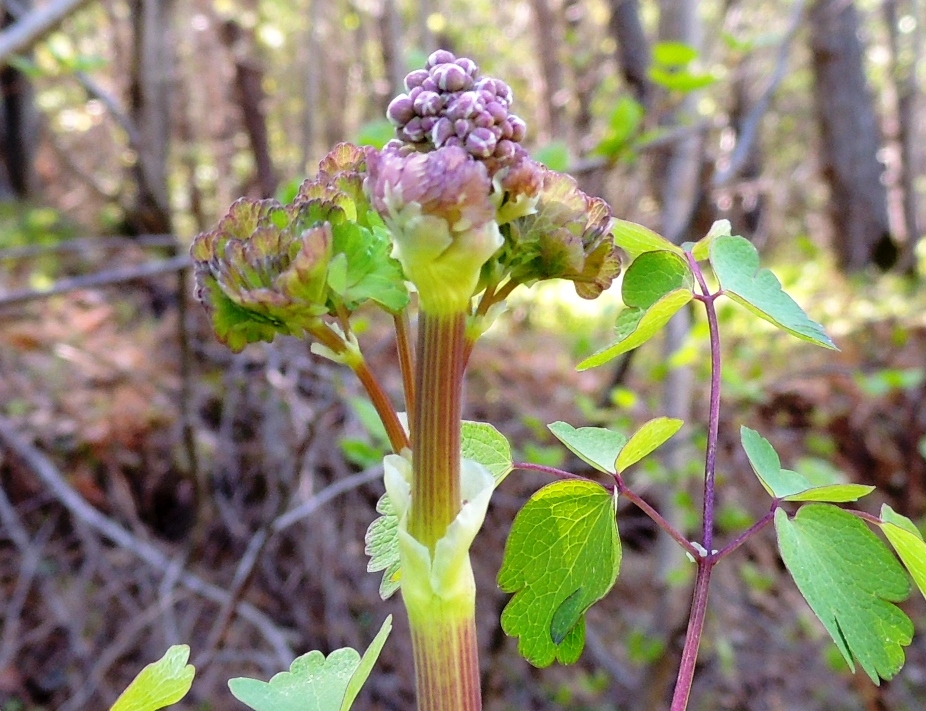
[498,480,620,667]
[775,505,911,683]
[709,235,836,349]
[611,220,682,260]
[365,422,512,598]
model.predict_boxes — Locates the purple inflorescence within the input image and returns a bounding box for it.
[384,50,528,170]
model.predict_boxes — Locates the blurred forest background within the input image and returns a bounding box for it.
[1,0,925,709]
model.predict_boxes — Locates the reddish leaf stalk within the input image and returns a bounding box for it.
[394,311,416,427]
[352,358,409,454]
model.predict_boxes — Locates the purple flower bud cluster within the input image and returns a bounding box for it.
[385,50,528,168]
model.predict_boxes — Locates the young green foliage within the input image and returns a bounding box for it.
[364,422,512,599]
[709,235,836,349]
[110,645,195,711]
[547,422,628,473]
[879,504,926,602]
[616,417,684,472]
[228,616,392,711]
[775,505,912,683]
[578,250,693,370]
[498,480,620,667]
[740,427,874,502]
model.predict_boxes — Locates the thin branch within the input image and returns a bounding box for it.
[0,234,178,261]
[712,0,807,187]
[0,255,191,308]
[0,415,295,666]
[0,0,95,64]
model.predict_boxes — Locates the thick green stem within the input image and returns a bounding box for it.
[404,308,481,710]
[410,612,481,711]
[409,310,466,551]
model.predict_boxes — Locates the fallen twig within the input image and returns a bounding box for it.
[0,415,295,666]
[0,255,191,308]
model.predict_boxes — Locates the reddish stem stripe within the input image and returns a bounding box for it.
[411,618,482,711]
[410,310,466,550]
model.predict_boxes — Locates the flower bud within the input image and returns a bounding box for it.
[432,62,471,92]
[466,128,497,158]
[508,115,527,142]
[414,90,443,117]
[404,69,429,91]
[432,117,454,147]
[386,94,415,126]
[426,49,456,68]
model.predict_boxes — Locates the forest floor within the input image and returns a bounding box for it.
[2,242,926,711]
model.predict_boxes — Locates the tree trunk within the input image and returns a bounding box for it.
[883,0,922,271]
[127,0,174,234]
[0,3,39,198]
[219,19,277,199]
[809,0,896,270]
[607,0,651,108]
[530,0,567,140]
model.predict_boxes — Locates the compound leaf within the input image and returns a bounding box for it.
[547,422,627,474]
[498,480,620,667]
[228,616,392,711]
[775,505,912,683]
[616,417,684,472]
[879,504,926,603]
[710,235,836,349]
[110,645,194,711]
[741,427,873,503]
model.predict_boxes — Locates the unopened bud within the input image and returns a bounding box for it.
[404,69,430,91]
[508,115,526,142]
[387,94,415,126]
[455,57,478,77]
[432,117,454,147]
[466,128,497,158]
[426,49,456,68]
[432,62,471,92]
[414,90,442,117]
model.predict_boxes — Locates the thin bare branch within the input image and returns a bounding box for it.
[0,0,96,64]
[712,0,807,187]
[0,255,191,308]
[0,415,295,666]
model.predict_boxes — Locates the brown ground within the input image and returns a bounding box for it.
[2,258,926,711]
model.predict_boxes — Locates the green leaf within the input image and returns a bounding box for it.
[228,616,392,711]
[595,97,644,158]
[647,67,717,92]
[365,421,511,599]
[462,420,513,484]
[498,480,620,667]
[547,422,627,474]
[616,417,684,472]
[611,220,682,260]
[710,235,836,349]
[533,140,570,171]
[686,219,731,262]
[578,251,693,370]
[652,41,698,67]
[365,493,401,599]
[578,290,691,370]
[110,646,195,711]
[329,221,409,313]
[879,505,926,603]
[740,427,874,502]
[340,616,393,711]
[775,505,912,683]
